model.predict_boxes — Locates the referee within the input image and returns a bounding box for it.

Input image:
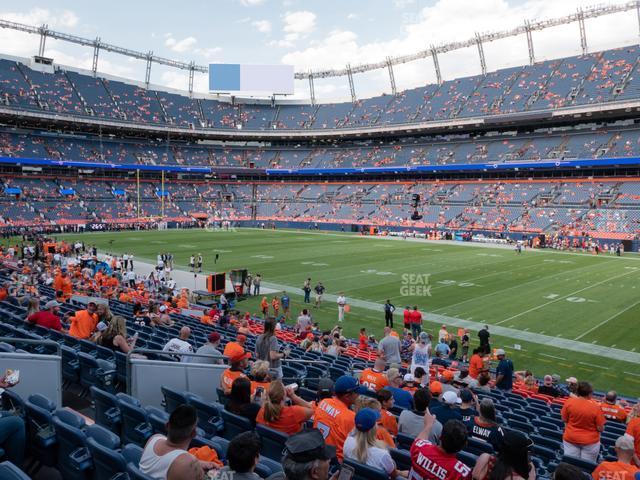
[383,299,395,328]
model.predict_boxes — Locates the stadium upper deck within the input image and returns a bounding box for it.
[0,43,639,133]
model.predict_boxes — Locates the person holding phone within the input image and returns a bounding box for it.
[256,380,314,435]
[0,372,26,469]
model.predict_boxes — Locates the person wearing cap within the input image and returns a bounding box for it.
[440,370,460,396]
[384,368,414,410]
[409,413,472,480]
[67,301,99,339]
[466,398,504,451]
[472,430,535,480]
[494,349,514,392]
[592,435,639,480]
[313,375,359,462]
[221,344,251,395]
[454,368,478,390]
[410,331,432,376]
[561,381,605,463]
[478,325,491,355]
[600,391,628,423]
[256,380,314,435]
[384,299,396,328]
[343,408,408,478]
[360,357,389,392]
[190,332,224,365]
[399,388,443,443]
[27,299,64,331]
[278,429,335,480]
[458,389,478,423]
[354,397,395,448]
[403,373,419,394]
[156,304,173,326]
[432,391,463,425]
[561,377,579,398]
[379,327,402,365]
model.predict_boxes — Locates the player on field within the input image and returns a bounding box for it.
[336,292,347,322]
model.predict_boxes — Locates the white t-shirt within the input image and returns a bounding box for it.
[411,343,431,374]
[343,434,395,475]
[163,338,193,362]
[337,295,346,307]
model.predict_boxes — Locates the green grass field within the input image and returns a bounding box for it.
[57,228,640,397]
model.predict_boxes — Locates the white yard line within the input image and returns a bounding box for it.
[494,269,638,325]
[578,362,609,370]
[540,353,567,360]
[573,300,640,341]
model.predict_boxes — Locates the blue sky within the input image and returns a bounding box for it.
[0,0,638,100]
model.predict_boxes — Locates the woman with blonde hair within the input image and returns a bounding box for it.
[255,380,313,435]
[25,297,39,318]
[95,315,137,353]
[250,360,271,399]
[343,408,407,478]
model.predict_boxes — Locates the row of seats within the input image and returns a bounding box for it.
[2,43,640,130]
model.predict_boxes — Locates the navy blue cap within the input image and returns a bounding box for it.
[334,375,359,394]
[355,408,380,432]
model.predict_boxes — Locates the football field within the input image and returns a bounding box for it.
[58,228,640,397]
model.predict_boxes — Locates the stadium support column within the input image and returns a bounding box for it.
[145,51,153,88]
[430,45,442,85]
[525,21,535,65]
[161,170,165,219]
[136,169,141,220]
[387,57,397,95]
[637,0,640,37]
[578,8,587,55]
[308,73,316,106]
[347,64,356,103]
[188,62,195,97]
[38,24,48,57]
[475,33,487,76]
[92,38,101,76]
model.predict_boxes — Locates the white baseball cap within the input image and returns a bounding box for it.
[495,349,506,356]
[442,391,462,405]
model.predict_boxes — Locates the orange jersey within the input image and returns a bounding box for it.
[599,403,628,423]
[256,405,308,435]
[271,299,280,311]
[68,310,98,339]
[591,461,638,480]
[376,424,395,448]
[359,368,389,392]
[250,381,271,397]
[469,354,484,379]
[380,408,398,436]
[220,369,246,394]
[313,397,355,461]
[626,417,640,457]
[54,275,73,297]
[561,397,606,445]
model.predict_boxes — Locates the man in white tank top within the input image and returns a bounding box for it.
[139,405,216,479]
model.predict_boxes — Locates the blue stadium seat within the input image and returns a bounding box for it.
[256,424,288,461]
[561,454,598,474]
[187,397,224,436]
[396,432,414,451]
[255,455,283,477]
[146,406,169,435]
[90,386,122,436]
[0,461,30,480]
[465,437,494,456]
[87,436,127,480]
[117,398,153,447]
[390,448,411,471]
[161,385,196,414]
[24,396,57,472]
[77,352,116,394]
[457,450,478,468]
[343,458,388,480]
[61,345,80,385]
[52,412,93,480]
[220,410,253,440]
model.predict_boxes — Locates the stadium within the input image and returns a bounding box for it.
[0,1,639,479]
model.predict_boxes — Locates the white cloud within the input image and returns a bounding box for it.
[252,19,272,33]
[283,10,316,36]
[393,0,416,8]
[194,46,223,59]
[239,0,266,6]
[281,0,638,101]
[165,35,197,53]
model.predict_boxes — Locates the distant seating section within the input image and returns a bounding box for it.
[1,43,640,130]
[0,175,638,236]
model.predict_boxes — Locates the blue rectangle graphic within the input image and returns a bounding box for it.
[209,64,240,91]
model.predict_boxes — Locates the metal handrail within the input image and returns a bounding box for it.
[0,336,61,356]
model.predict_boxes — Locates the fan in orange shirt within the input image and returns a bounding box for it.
[468,348,486,379]
[591,435,639,479]
[53,269,73,300]
[271,296,280,317]
[359,358,389,392]
[561,381,606,463]
[67,302,99,339]
[256,380,314,435]
[599,391,628,423]
[313,375,360,461]
[626,406,640,465]
[354,396,395,448]
[220,347,251,395]
[260,297,269,316]
[376,389,399,436]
